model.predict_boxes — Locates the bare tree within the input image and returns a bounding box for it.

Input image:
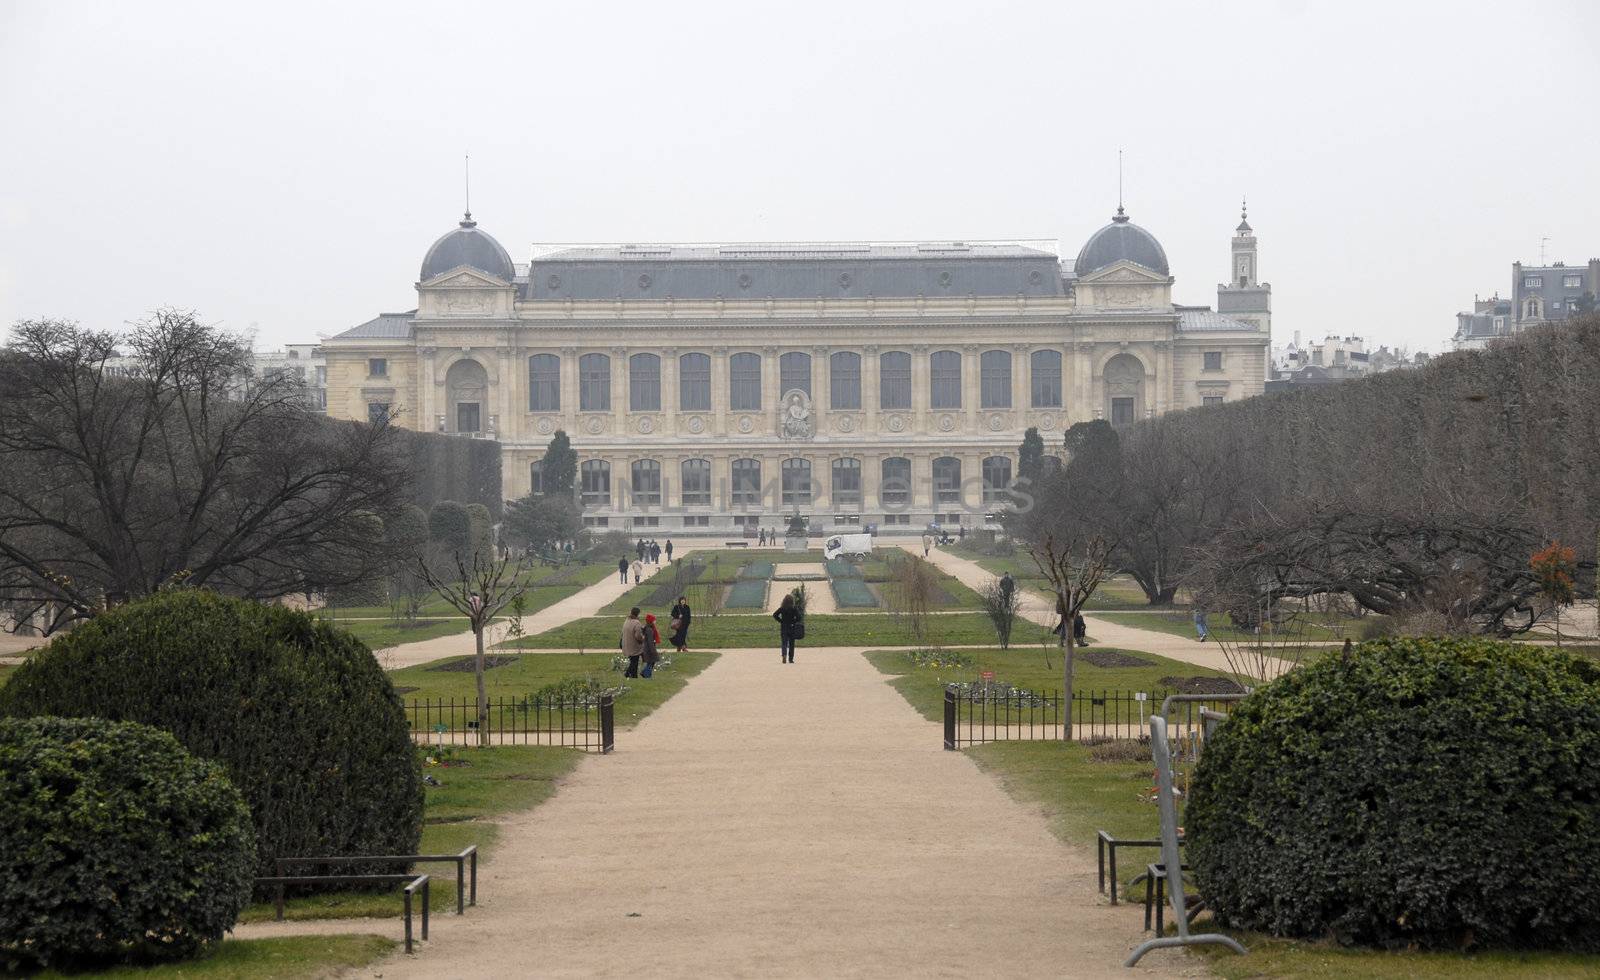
[0,312,411,633]
[417,548,535,747]
[886,553,939,642]
[1029,530,1113,739]
[979,576,1021,649]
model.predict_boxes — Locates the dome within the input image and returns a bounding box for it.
[1074,208,1170,277]
[420,213,515,283]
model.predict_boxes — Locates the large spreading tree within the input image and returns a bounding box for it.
[0,310,412,633]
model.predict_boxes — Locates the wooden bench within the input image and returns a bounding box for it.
[723,540,749,547]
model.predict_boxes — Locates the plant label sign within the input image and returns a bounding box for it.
[1135,692,1147,702]
[980,670,995,683]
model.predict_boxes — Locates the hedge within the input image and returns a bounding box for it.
[1186,637,1600,951]
[0,590,423,880]
[725,580,769,608]
[399,428,502,521]
[831,578,878,608]
[428,500,473,558]
[0,717,255,971]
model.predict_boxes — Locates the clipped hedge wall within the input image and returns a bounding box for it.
[400,428,502,521]
[1187,637,1600,951]
[0,717,255,971]
[0,590,423,879]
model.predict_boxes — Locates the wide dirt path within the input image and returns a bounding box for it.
[361,647,1184,978]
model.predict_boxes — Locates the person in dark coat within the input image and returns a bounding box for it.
[618,556,630,584]
[664,539,674,563]
[1073,613,1088,647]
[669,595,692,652]
[641,614,661,678]
[619,608,645,678]
[773,593,802,664]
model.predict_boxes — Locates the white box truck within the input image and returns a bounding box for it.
[823,533,874,561]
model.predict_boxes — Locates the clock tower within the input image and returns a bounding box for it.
[1216,199,1271,335]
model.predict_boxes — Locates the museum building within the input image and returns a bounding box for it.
[323,205,1271,532]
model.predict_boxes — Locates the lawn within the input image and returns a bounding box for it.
[321,574,613,650]
[947,548,1165,610]
[239,744,582,922]
[389,650,718,730]
[504,612,1059,650]
[33,935,397,978]
[0,663,14,689]
[1094,609,1357,643]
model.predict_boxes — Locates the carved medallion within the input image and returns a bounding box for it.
[835,415,855,433]
[988,413,1005,431]
[1035,413,1057,430]
[637,417,654,434]
[536,417,555,435]
[686,416,705,434]
[585,416,605,435]
[885,414,906,433]
[938,414,956,432]
[737,415,755,434]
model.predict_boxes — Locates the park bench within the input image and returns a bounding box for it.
[723,540,749,547]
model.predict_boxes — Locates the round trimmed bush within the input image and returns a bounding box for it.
[1187,637,1600,951]
[0,717,254,970]
[0,590,423,878]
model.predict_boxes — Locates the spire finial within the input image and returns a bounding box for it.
[1241,196,1248,222]
[461,153,473,226]
[1117,149,1124,216]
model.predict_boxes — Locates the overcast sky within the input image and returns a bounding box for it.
[2,0,1597,354]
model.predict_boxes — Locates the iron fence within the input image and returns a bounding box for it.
[942,687,1244,749]
[407,694,614,753]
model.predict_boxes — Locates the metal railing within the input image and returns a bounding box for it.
[942,687,1246,749]
[407,695,614,753]
[253,873,430,954]
[275,846,479,914]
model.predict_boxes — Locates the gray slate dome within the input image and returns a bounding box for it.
[1074,208,1170,277]
[420,213,515,283]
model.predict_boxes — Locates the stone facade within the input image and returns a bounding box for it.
[325,210,1269,532]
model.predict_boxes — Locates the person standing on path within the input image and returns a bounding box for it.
[620,608,645,678]
[998,572,1015,606]
[664,539,674,563]
[1194,609,1209,642]
[773,593,802,664]
[669,595,692,652]
[1073,612,1088,647]
[632,558,643,584]
[618,556,629,584]
[641,614,661,678]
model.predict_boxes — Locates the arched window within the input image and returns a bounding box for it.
[530,460,544,495]
[831,457,862,505]
[930,350,962,409]
[880,457,911,507]
[779,351,811,398]
[730,458,762,506]
[629,353,661,412]
[579,353,611,412]
[680,458,711,506]
[729,352,762,411]
[629,459,661,505]
[982,456,1012,503]
[580,460,611,507]
[879,351,912,409]
[445,358,488,433]
[528,353,560,412]
[679,352,711,411]
[782,458,813,505]
[980,350,1011,408]
[830,351,861,410]
[932,456,962,504]
[1030,349,1062,408]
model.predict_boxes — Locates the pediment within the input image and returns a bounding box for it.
[1077,260,1170,285]
[419,266,510,289]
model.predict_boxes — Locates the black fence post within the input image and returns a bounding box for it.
[943,688,956,750]
[600,693,615,754]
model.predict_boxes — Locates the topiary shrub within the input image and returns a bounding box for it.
[0,590,423,879]
[428,499,472,557]
[1187,637,1600,951]
[0,717,254,971]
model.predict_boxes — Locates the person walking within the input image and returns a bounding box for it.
[631,558,643,584]
[641,614,661,678]
[664,539,674,563]
[1073,612,1088,647]
[1194,609,1209,642]
[998,572,1015,606]
[618,556,629,584]
[651,540,661,564]
[620,608,645,678]
[773,593,802,664]
[757,528,766,546]
[669,595,692,652]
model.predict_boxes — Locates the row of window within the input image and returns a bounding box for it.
[536,456,1015,507]
[527,349,1066,413]
[1524,275,1586,289]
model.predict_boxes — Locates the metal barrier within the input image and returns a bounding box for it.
[408,694,614,753]
[276,846,478,913]
[254,873,430,954]
[942,687,1247,749]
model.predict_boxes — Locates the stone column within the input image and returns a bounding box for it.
[661,347,678,419]
[417,346,437,432]
[963,344,981,430]
[711,347,728,437]
[762,347,780,436]
[610,347,627,435]
[863,345,880,432]
[560,347,578,429]
[911,345,930,434]
[1013,343,1030,417]
[863,449,882,516]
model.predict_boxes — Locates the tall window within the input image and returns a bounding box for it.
[366,402,390,425]
[731,458,762,506]
[781,458,813,505]
[680,458,711,506]
[629,353,661,411]
[1030,349,1062,408]
[729,352,762,411]
[930,350,962,409]
[981,456,1012,503]
[580,460,610,507]
[630,459,661,505]
[980,350,1012,408]
[830,351,861,409]
[779,351,811,398]
[932,456,962,504]
[530,460,544,495]
[679,352,711,411]
[368,358,387,377]
[1203,351,1223,371]
[831,458,862,505]
[579,353,611,411]
[880,457,911,507]
[879,351,911,409]
[528,354,560,411]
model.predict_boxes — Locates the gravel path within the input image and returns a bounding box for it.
[333,646,1188,978]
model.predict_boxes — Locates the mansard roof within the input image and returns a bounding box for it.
[332,311,415,340]
[520,241,1066,301]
